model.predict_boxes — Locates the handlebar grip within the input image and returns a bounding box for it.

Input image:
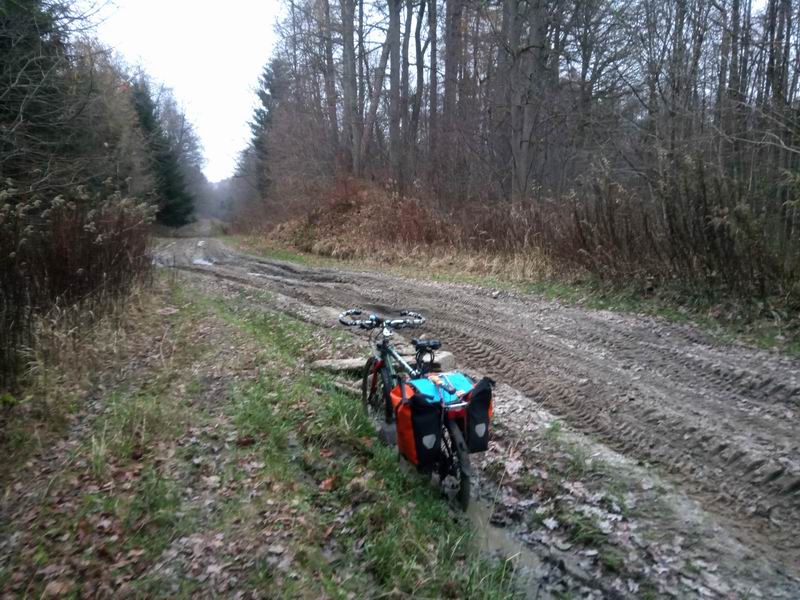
[400,310,425,326]
[339,308,364,326]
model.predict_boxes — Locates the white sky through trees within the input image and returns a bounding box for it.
[91,0,280,182]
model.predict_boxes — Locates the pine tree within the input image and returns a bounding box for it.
[244,59,290,199]
[0,0,68,185]
[132,79,193,226]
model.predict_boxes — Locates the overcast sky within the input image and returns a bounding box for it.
[91,1,281,182]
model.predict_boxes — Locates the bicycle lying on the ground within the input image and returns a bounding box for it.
[338,309,494,510]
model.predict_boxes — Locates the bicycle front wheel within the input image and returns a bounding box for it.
[361,357,391,423]
[443,420,472,510]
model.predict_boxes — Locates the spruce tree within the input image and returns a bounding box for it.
[247,65,273,199]
[132,79,193,226]
[245,59,290,198]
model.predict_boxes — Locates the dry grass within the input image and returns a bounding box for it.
[241,175,800,318]
[0,192,154,389]
[0,281,158,476]
[251,178,560,283]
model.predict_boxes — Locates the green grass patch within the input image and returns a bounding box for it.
[599,546,625,573]
[561,510,608,547]
[99,391,182,460]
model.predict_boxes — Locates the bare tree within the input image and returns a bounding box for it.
[321,0,340,152]
[241,0,800,300]
[389,0,403,186]
[341,0,361,173]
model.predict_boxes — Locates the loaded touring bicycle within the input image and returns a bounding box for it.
[338,309,494,509]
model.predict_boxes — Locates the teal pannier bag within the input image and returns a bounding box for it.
[408,372,475,405]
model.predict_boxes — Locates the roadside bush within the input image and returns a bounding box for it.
[255,171,800,316]
[0,186,154,388]
[0,2,159,389]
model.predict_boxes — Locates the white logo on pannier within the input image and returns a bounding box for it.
[422,434,437,449]
[474,423,486,438]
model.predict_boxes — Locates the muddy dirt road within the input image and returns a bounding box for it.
[157,237,800,595]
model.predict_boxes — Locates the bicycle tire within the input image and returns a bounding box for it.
[445,420,472,510]
[361,357,391,423]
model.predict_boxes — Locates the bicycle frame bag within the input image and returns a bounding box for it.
[390,384,442,469]
[464,377,494,453]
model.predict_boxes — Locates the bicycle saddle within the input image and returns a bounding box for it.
[412,338,441,351]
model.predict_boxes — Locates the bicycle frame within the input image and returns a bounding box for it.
[373,326,420,376]
[365,326,418,421]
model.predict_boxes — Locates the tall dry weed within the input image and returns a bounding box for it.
[1,184,154,389]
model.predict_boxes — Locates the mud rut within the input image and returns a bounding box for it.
[157,238,800,579]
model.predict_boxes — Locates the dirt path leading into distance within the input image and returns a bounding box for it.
[156,237,800,597]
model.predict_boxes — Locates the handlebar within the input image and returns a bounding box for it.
[338,308,426,330]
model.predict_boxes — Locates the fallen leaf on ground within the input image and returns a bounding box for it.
[203,475,221,488]
[235,435,256,447]
[43,580,74,597]
[555,541,572,551]
[319,476,337,491]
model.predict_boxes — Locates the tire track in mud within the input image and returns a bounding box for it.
[158,238,800,575]
[424,305,800,558]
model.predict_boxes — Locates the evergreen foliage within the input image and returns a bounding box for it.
[132,79,194,226]
[240,59,291,199]
[1,1,159,387]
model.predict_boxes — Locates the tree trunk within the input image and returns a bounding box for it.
[510,0,546,203]
[401,0,412,137]
[359,40,391,166]
[400,0,413,185]
[322,0,339,152]
[358,0,366,120]
[389,0,403,188]
[442,0,463,191]
[428,0,439,176]
[443,0,463,132]
[409,0,427,176]
[341,0,361,174]
[492,0,519,200]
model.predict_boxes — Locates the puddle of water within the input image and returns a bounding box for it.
[192,258,213,266]
[466,500,550,598]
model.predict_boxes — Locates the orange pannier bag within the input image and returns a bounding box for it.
[390,384,442,468]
